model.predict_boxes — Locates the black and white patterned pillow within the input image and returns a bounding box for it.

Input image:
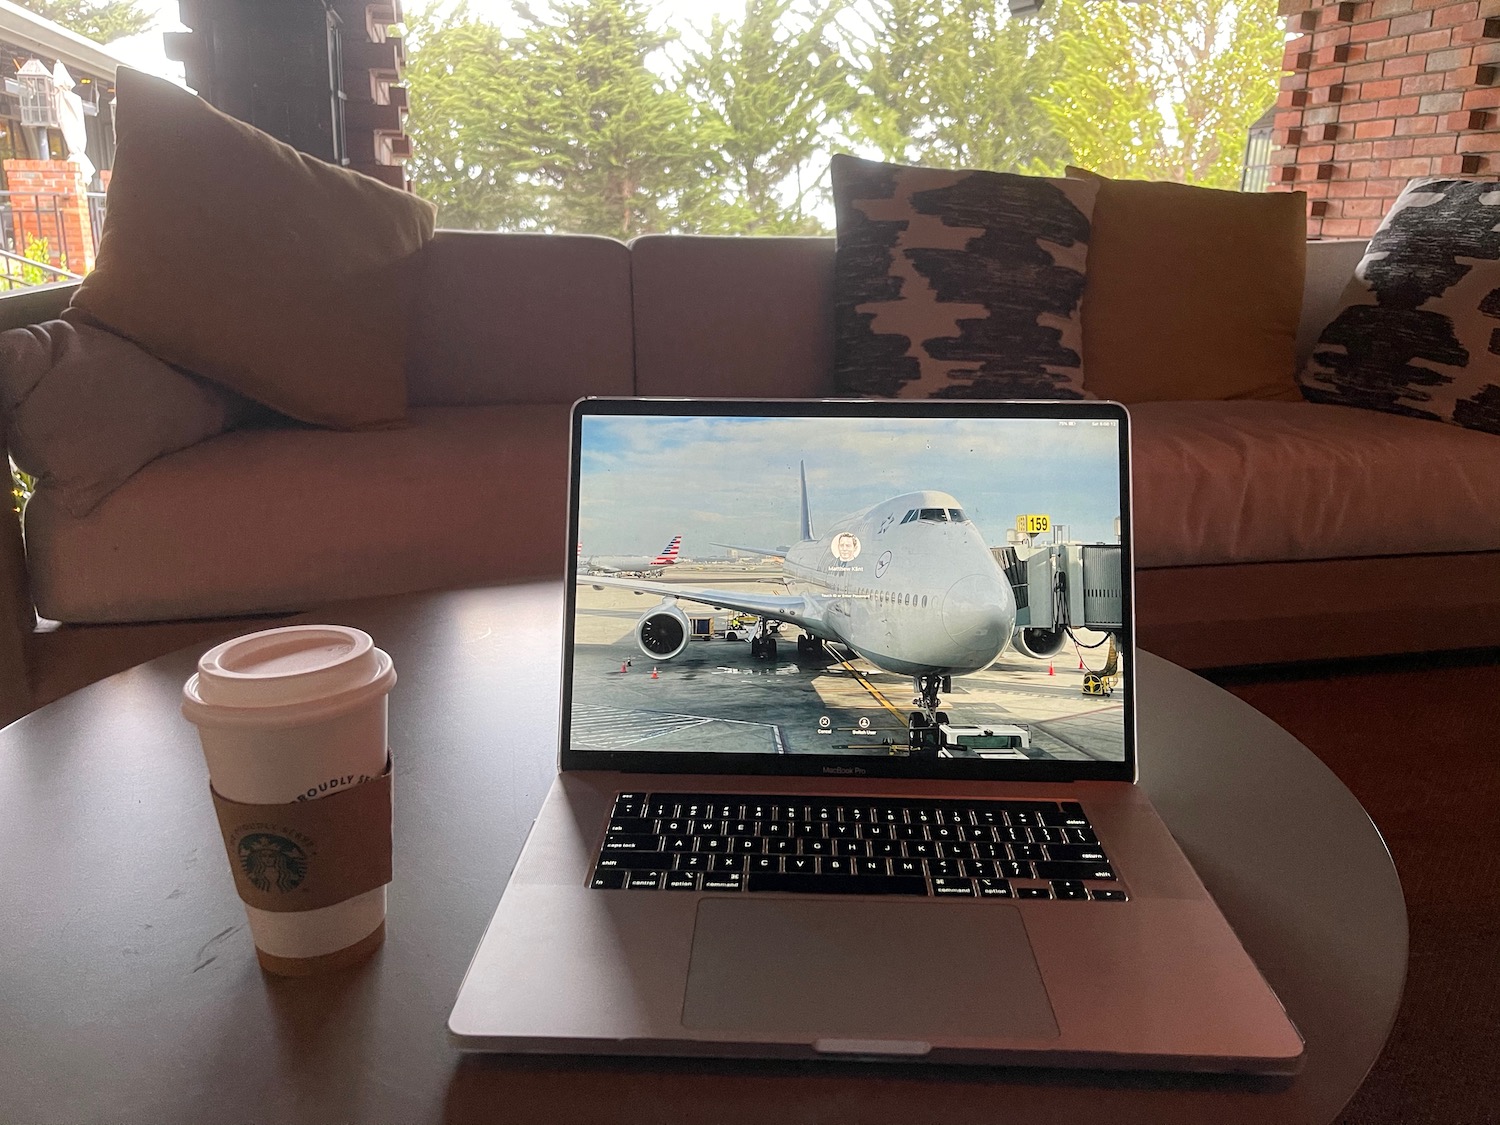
[831,153,1097,399]
[1301,177,1500,434]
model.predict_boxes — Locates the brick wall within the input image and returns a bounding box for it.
[1272,0,1500,238]
[2,160,95,275]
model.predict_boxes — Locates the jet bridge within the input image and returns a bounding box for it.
[993,541,1123,658]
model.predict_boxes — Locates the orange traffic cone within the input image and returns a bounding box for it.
[651,667,660,679]
[1048,660,1054,676]
[1078,655,1085,670]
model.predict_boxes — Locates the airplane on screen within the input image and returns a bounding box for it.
[580,534,682,577]
[575,467,1016,727]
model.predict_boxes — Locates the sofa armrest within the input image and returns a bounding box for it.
[0,439,34,727]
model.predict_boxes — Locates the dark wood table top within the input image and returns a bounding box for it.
[0,584,1406,1125]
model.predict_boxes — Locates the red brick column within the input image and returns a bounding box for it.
[2,159,96,275]
[1272,0,1500,238]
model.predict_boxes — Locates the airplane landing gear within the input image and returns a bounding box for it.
[749,620,781,661]
[908,673,953,754]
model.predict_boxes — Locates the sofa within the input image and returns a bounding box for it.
[3,231,1499,724]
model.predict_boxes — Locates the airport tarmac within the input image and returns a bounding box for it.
[572,566,1126,762]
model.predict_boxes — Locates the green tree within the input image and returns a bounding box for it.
[845,0,1066,175]
[12,0,153,43]
[1044,0,1285,188]
[405,5,538,230]
[504,0,707,238]
[678,0,853,234]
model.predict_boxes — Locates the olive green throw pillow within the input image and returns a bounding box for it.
[72,68,436,429]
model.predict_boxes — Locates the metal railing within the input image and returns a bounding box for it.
[0,189,108,290]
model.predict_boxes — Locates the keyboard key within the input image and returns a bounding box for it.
[605,851,671,870]
[607,817,655,836]
[624,871,664,889]
[735,837,763,854]
[932,878,975,897]
[710,854,745,872]
[698,836,730,853]
[936,842,975,859]
[802,839,831,856]
[679,853,709,871]
[612,793,646,817]
[1010,843,1044,861]
[748,855,780,874]
[747,874,928,895]
[1067,827,1100,845]
[1000,861,1033,879]
[1035,861,1116,881]
[835,839,866,856]
[1016,886,1051,899]
[794,822,823,838]
[1059,802,1090,826]
[1091,889,1128,902]
[854,857,888,876]
[602,834,663,852]
[702,873,743,891]
[892,858,922,878]
[590,869,626,889]
[664,836,694,852]
[1044,844,1109,863]
[976,878,1013,898]
[1051,880,1089,900]
[928,859,961,878]
[786,856,817,875]
[665,872,699,891]
[823,857,850,875]
[960,859,997,878]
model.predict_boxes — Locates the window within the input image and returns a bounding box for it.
[919,508,948,522]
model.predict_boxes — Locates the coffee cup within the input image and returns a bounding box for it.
[182,625,396,975]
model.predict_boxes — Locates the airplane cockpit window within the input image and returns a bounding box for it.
[948,509,967,522]
[900,509,918,524]
[919,508,948,521]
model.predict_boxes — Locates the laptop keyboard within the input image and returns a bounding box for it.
[588,793,1127,901]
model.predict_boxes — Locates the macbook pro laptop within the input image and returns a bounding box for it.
[448,397,1304,1074]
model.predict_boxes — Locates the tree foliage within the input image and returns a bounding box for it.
[678,0,854,233]
[403,0,1287,235]
[1044,0,1285,188]
[12,0,153,43]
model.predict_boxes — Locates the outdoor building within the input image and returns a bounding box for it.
[0,0,127,284]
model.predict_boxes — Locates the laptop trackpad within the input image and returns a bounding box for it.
[682,898,1059,1042]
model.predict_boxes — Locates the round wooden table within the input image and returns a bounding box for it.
[0,584,1405,1125]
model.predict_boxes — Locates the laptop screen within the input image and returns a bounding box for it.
[561,399,1134,782]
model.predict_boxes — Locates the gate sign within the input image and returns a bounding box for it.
[1017,514,1051,536]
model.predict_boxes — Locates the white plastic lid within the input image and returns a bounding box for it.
[186,625,390,711]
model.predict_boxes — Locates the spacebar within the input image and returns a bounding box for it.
[746,874,929,896]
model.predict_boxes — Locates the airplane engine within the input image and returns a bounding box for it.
[635,602,690,660]
[1012,625,1068,660]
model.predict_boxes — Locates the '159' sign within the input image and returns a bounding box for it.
[1016,514,1051,536]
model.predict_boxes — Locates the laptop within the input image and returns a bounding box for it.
[448,396,1304,1074]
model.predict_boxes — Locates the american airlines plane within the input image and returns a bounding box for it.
[580,534,682,577]
[575,468,1016,727]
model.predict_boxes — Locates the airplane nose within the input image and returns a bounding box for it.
[942,573,1013,668]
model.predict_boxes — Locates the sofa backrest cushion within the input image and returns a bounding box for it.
[406,231,634,406]
[633,234,1367,402]
[631,235,836,398]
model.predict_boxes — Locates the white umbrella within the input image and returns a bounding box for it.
[52,61,96,183]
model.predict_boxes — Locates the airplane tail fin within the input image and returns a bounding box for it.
[799,462,814,541]
[652,535,682,565]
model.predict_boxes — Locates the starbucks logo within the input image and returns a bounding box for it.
[238,832,309,893]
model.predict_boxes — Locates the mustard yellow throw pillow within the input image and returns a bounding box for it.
[73,68,436,429]
[1067,168,1306,404]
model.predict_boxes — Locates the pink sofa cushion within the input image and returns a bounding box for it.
[1131,400,1500,568]
[24,405,574,623]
